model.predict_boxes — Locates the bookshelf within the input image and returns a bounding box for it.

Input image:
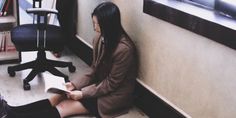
[0,0,20,64]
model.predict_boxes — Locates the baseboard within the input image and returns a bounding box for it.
[67,35,93,65]
[134,80,190,118]
[68,35,189,118]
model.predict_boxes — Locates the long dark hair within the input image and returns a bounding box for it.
[92,2,126,61]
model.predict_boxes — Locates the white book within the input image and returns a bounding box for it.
[44,74,70,94]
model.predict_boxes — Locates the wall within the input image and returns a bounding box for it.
[76,0,109,44]
[76,0,236,118]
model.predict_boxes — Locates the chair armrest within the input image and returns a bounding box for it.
[26,8,58,15]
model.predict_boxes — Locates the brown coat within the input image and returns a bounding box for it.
[71,34,138,118]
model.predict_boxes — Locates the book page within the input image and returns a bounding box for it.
[44,74,70,93]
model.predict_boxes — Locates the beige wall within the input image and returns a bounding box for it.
[76,0,236,118]
[77,0,110,44]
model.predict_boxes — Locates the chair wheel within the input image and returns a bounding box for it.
[23,81,31,90]
[69,65,76,72]
[8,67,15,77]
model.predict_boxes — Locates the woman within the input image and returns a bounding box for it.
[0,2,138,118]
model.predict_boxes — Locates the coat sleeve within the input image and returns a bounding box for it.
[70,34,100,90]
[81,44,134,98]
[70,67,95,90]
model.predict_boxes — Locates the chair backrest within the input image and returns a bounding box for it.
[32,0,43,25]
[33,0,42,8]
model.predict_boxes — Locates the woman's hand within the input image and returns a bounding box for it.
[64,82,75,91]
[67,90,83,100]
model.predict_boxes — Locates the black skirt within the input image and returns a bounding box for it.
[80,98,101,118]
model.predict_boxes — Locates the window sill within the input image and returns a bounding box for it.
[144,0,236,50]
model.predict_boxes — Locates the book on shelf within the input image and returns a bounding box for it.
[0,0,18,64]
[44,74,70,94]
[0,32,5,51]
[0,31,16,52]
[0,0,13,16]
[0,0,7,16]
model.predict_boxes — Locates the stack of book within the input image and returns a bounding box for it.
[0,31,15,52]
[0,0,19,64]
[0,0,13,16]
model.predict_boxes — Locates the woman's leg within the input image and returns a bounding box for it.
[56,99,89,117]
[49,93,67,106]
[7,94,65,118]
[9,99,52,113]
[7,106,61,118]
[1,94,62,118]
[9,93,66,113]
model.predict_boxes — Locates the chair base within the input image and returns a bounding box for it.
[7,50,76,90]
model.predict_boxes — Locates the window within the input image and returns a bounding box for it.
[215,0,236,18]
[182,0,215,9]
[144,0,236,50]
[181,0,236,19]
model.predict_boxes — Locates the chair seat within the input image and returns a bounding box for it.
[11,24,65,51]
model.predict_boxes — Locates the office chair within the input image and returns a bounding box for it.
[7,0,76,90]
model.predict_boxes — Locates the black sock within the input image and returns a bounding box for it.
[9,99,52,113]
[7,106,60,118]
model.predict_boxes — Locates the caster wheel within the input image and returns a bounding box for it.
[69,65,76,72]
[8,67,15,77]
[23,81,31,90]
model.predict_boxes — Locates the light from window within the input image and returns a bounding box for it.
[215,0,236,18]
[181,0,236,19]
[182,0,214,9]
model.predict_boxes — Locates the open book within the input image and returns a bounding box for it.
[44,74,70,94]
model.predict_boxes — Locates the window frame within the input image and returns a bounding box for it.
[215,0,236,19]
[181,0,236,19]
[144,0,236,50]
[182,0,215,9]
